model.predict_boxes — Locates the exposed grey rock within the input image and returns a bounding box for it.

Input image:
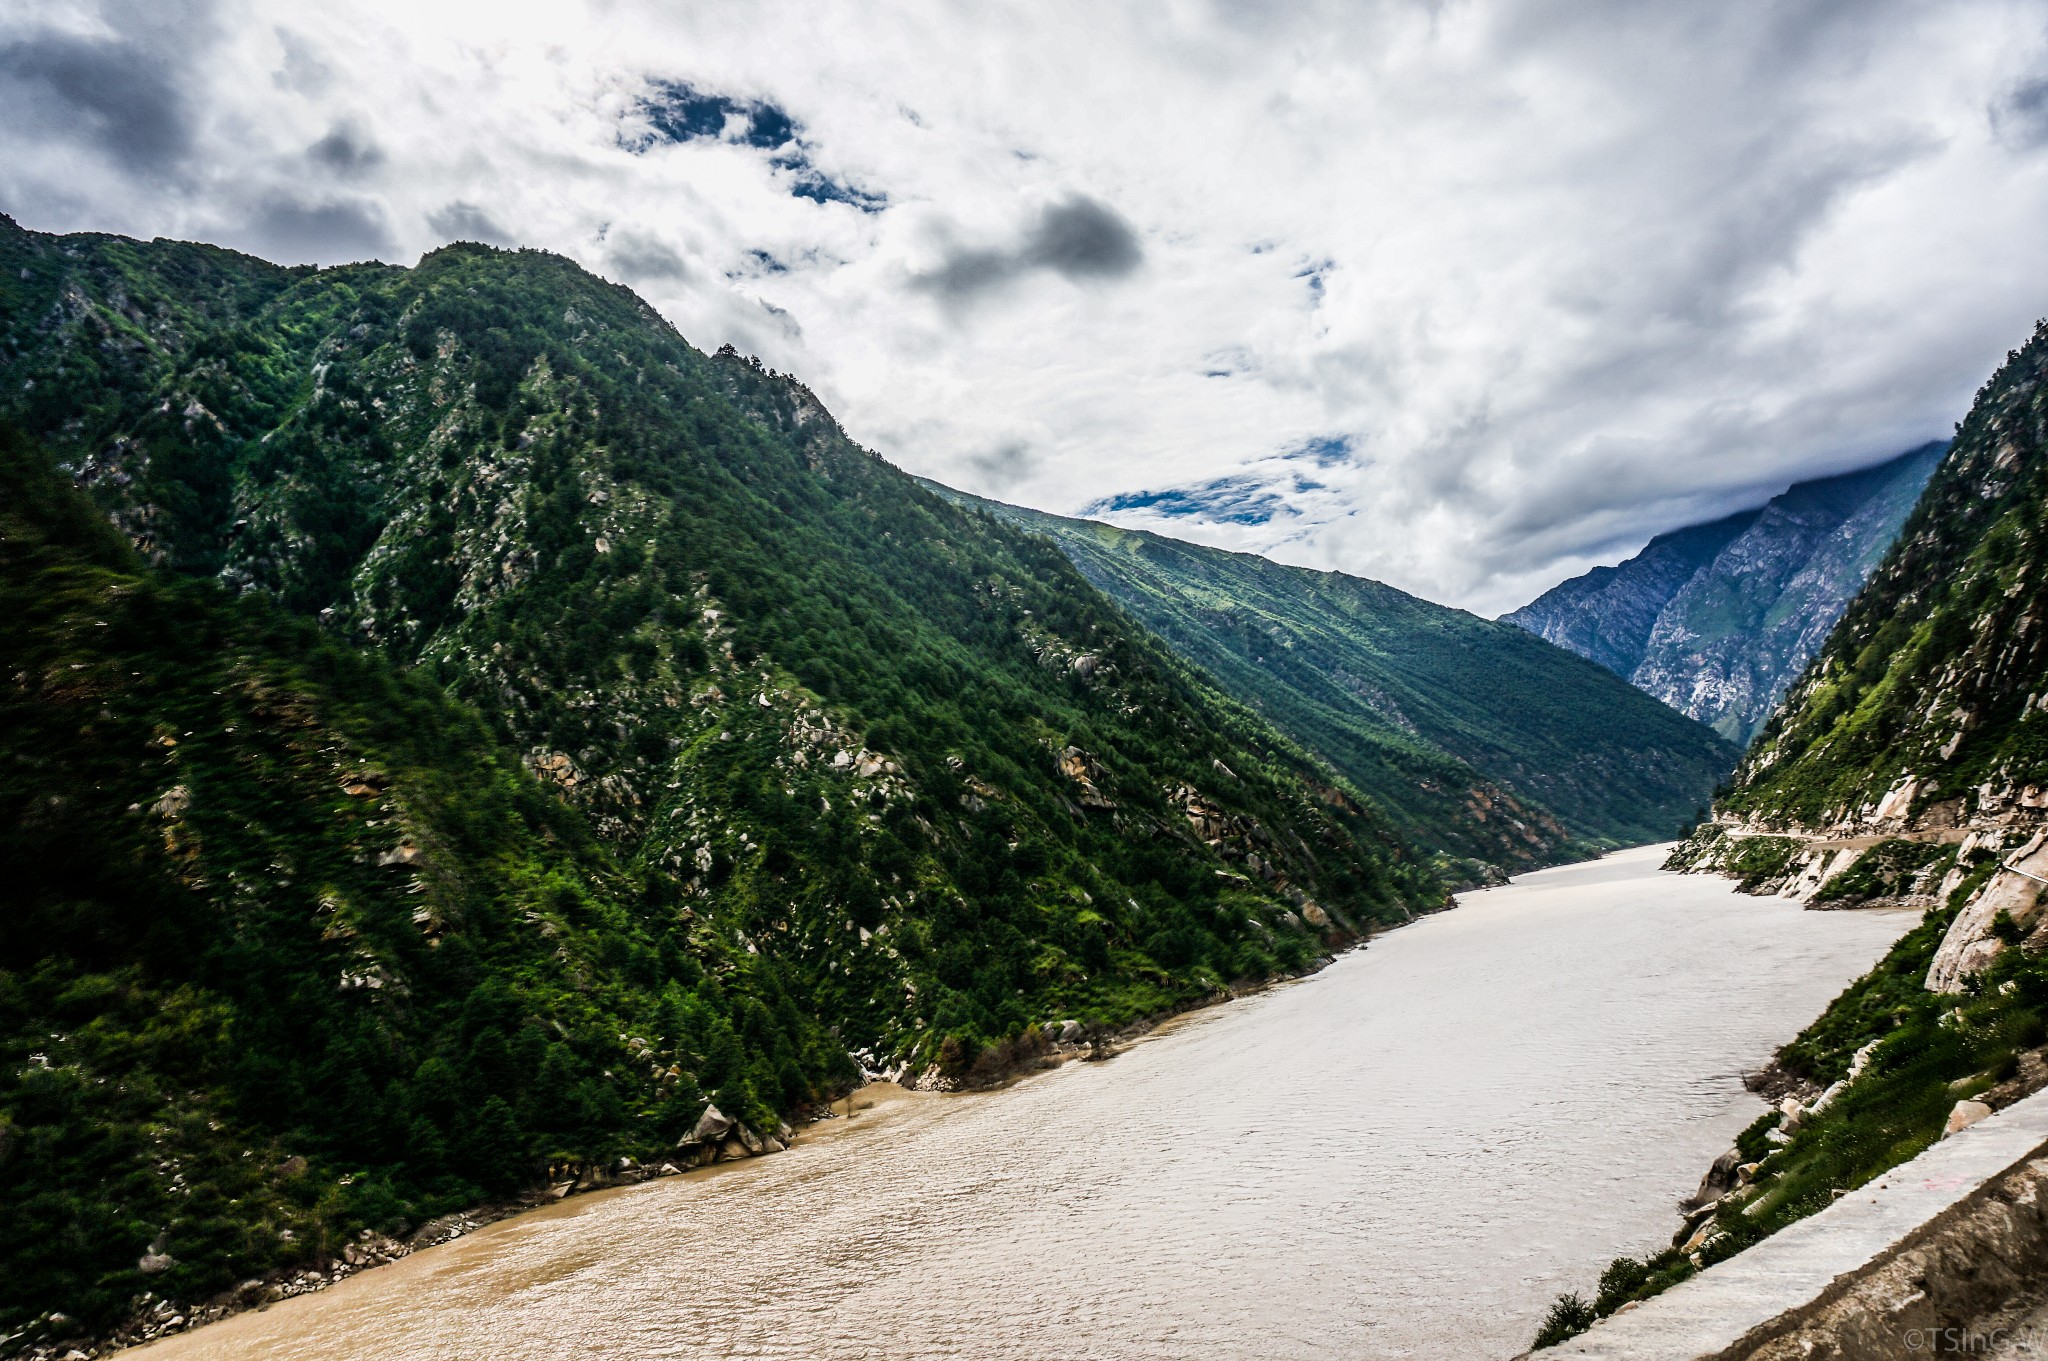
[1506,510,1759,677]
[686,1102,734,1145]
[1691,1146,1745,1208]
[1506,443,1945,743]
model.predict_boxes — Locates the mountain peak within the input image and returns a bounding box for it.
[1504,442,1946,742]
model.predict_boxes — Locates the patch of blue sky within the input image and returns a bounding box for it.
[1283,434,1355,467]
[1085,471,1325,527]
[630,80,886,213]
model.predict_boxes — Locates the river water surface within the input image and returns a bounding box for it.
[138,845,1915,1361]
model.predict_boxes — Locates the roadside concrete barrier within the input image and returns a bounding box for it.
[1539,1087,2048,1359]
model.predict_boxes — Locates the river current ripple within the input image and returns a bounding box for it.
[138,845,1914,1361]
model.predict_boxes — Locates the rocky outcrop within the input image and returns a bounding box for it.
[1925,830,2048,993]
[670,1102,791,1167]
[1507,444,1945,744]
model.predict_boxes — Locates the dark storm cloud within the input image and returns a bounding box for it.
[1994,76,2048,149]
[236,196,394,265]
[0,29,195,173]
[964,440,1037,492]
[604,230,690,282]
[427,201,515,248]
[916,195,1143,301]
[309,121,384,175]
[1025,197,1143,279]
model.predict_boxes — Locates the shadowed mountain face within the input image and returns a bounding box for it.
[925,483,1739,879]
[1505,444,1945,743]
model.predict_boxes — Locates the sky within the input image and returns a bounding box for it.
[4,1,2048,615]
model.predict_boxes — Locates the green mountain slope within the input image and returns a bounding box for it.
[1604,323,2048,1329]
[0,428,844,1332]
[1711,336,2047,834]
[0,216,1452,1329]
[923,486,1738,874]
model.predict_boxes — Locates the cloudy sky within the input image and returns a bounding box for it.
[5,0,2048,614]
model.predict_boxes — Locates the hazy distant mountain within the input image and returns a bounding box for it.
[925,482,1738,877]
[1504,443,1945,743]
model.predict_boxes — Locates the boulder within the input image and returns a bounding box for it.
[760,1137,785,1155]
[410,1214,470,1247]
[1058,1019,1083,1043]
[1691,1146,1744,1207]
[1944,1099,1994,1137]
[717,1136,750,1161]
[687,1103,735,1145]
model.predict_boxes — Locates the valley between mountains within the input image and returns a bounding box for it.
[8,210,2045,1361]
[0,218,1737,1343]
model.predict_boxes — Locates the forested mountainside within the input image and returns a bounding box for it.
[0,218,1442,1334]
[0,431,846,1332]
[1506,443,1944,743]
[1589,324,2048,1332]
[923,485,1737,876]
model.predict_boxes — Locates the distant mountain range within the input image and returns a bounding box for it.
[1503,443,1946,743]
[925,483,1738,879]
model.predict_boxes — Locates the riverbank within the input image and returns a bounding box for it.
[1535,1086,2048,1359]
[9,938,1367,1361]
[84,844,1914,1361]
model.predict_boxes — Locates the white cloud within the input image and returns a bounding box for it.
[5,0,2047,613]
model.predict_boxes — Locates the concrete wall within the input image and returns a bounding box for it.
[1539,1089,2048,1359]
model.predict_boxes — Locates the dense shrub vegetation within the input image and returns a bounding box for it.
[0,429,844,1330]
[0,218,1455,1330]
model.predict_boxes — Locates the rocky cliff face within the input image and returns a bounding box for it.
[1505,444,1945,743]
[1505,510,1758,678]
[1672,322,2048,991]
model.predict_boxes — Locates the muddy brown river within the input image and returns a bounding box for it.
[134,845,1914,1360]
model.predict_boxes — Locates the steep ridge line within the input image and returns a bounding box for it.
[1530,321,2048,1350]
[923,480,1737,882]
[1507,443,1945,744]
